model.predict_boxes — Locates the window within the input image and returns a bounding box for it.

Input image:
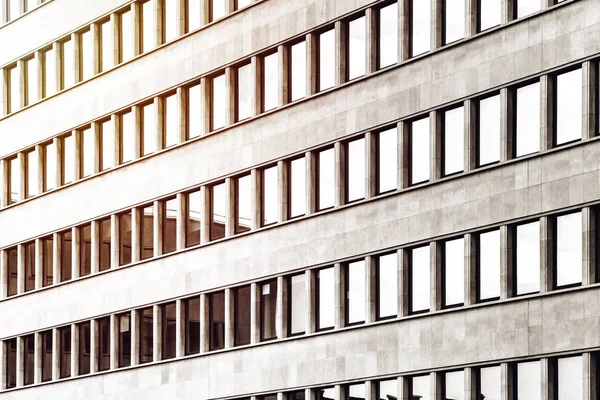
[263,52,278,112]
[377,379,397,400]
[80,224,92,277]
[290,41,307,101]
[236,174,251,233]
[516,82,541,157]
[558,356,582,399]
[478,229,500,301]
[288,391,305,400]
[42,236,53,287]
[25,0,39,12]
[377,253,398,319]
[122,111,137,163]
[211,0,226,21]
[443,106,464,175]
[211,182,226,240]
[5,338,16,389]
[237,63,252,121]
[185,296,200,355]
[317,267,334,330]
[289,157,306,218]
[479,0,501,31]
[236,0,251,8]
[119,211,133,266]
[479,365,501,400]
[24,242,35,292]
[443,0,465,44]
[62,38,75,89]
[556,68,582,145]
[378,2,398,68]
[118,313,131,368]
[162,303,177,360]
[8,156,19,204]
[186,189,202,247]
[411,375,431,400]
[443,237,464,307]
[410,0,430,56]
[101,119,115,171]
[556,212,582,287]
[142,102,157,156]
[517,360,541,400]
[164,0,178,42]
[141,204,154,260]
[261,280,277,340]
[262,165,278,226]
[100,19,114,72]
[23,334,34,386]
[348,16,366,80]
[81,126,95,178]
[7,247,17,297]
[120,10,134,62]
[188,83,203,139]
[187,0,202,31]
[44,141,57,191]
[410,245,430,313]
[516,0,541,18]
[346,137,365,202]
[99,217,111,271]
[78,322,91,375]
[8,0,20,20]
[8,64,19,113]
[60,230,72,282]
[209,291,225,350]
[59,325,71,378]
[41,330,53,382]
[346,260,366,325]
[444,370,464,399]
[43,46,57,97]
[164,94,178,148]
[80,28,94,81]
[377,129,398,194]
[318,28,335,91]
[410,116,430,184]
[317,148,335,210]
[141,0,155,52]
[98,317,111,372]
[289,273,306,335]
[315,387,335,400]
[234,286,251,346]
[25,56,38,106]
[212,74,226,130]
[516,221,540,295]
[163,197,178,254]
[61,134,75,185]
[346,383,366,400]
[478,94,501,166]
[25,149,39,198]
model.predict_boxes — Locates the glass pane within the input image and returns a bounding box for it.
[517,361,541,400]
[186,190,202,247]
[479,230,500,300]
[378,127,397,193]
[236,0,251,8]
[163,198,178,254]
[379,3,398,68]
[9,66,19,113]
[412,375,431,400]
[444,238,464,306]
[211,0,226,20]
[185,297,200,354]
[411,117,430,184]
[82,126,95,178]
[347,260,366,324]
[142,0,155,53]
[318,267,334,329]
[318,148,335,210]
[556,212,582,287]
[5,338,16,388]
[80,224,92,277]
[291,41,307,101]
[558,356,582,400]
[98,317,111,371]
[316,387,335,400]
[517,0,540,18]
[347,138,365,202]
[516,221,540,295]
[263,52,278,112]
[101,119,115,170]
[165,95,178,148]
[348,383,365,400]
[78,323,91,375]
[263,166,278,225]
[261,281,277,340]
[444,106,464,175]
[188,83,203,138]
[378,253,397,318]
[411,246,430,312]
[60,230,72,282]
[235,286,251,346]
[141,205,154,260]
[377,379,397,400]
[81,29,94,81]
[26,150,39,198]
[120,211,132,266]
[411,0,430,56]
[99,218,111,271]
[165,0,178,42]
[26,0,37,11]
[139,309,153,362]
[26,57,38,105]
[162,303,177,359]
[210,291,225,350]
[44,142,57,191]
[516,82,540,157]
[290,274,306,334]
[24,242,35,292]
[121,10,134,62]
[212,74,226,130]
[188,0,201,32]
[478,95,500,165]
[121,111,135,163]
[444,0,465,44]
[100,19,114,72]
[142,103,156,156]
[41,331,53,382]
[7,248,17,296]
[42,237,53,287]
[59,326,71,378]
[237,63,252,121]
[9,157,19,204]
[62,134,74,184]
[44,47,57,97]
[479,366,501,400]
[290,157,306,218]
[62,39,75,89]
[445,371,464,399]
[211,183,226,240]
[556,69,582,145]
[318,29,335,91]
[348,16,366,80]
[236,174,251,233]
[480,0,501,31]
[9,0,20,20]
[118,314,131,368]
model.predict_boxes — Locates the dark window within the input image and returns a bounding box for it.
[263,52,278,112]
[556,212,582,288]
[377,379,397,400]
[60,230,72,282]
[516,221,540,295]
[346,382,366,400]
[410,0,430,56]
[42,236,54,287]
[444,370,464,399]
[79,322,91,375]
[289,157,306,218]
[210,183,226,240]
[23,334,34,386]
[516,0,540,18]
[318,28,335,91]
[186,189,202,247]
[377,253,398,319]
[317,148,335,210]
[443,106,464,176]
[478,229,500,301]
[98,317,110,372]
[315,387,335,400]
[410,246,430,313]
[288,390,305,400]
[558,356,582,399]
[443,0,464,44]
[5,338,16,389]
[517,360,541,400]
[41,330,53,382]
[317,267,334,330]
[185,297,200,355]
[237,62,252,121]
[261,280,278,341]
[119,211,132,266]
[80,224,92,277]
[478,0,501,31]
[346,260,366,325]
[7,247,17,297]
[377,127,397,193]
[140,308,153,364]
[378,2,398,69]
[262,166,278,226]
[477,94,501,166]
[348,16,366,80]
[236,175,251,234]
[515,82,541,157]
[59,326,71,378]
[118,313,131,368]
[99,218,111,271]
[288,273,306,335]
[162,303,177,360]
[141,204,154,260]
[411,375,430,400]
[479,365,501,400]
[209,291,225,350]
[234,286,251,346]
[410,116,430,185]
[443,237,464,307]
[162,197,178,254]
[24,241,35,292]
[346,137,365,203]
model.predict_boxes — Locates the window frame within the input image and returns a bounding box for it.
[316,146,335,211]
[375,125,398,195]
[261,165,278,227]
[235,173,252,234]
[287,155,307,220]
[346,13,367,81]
[315,266,335,332]
[513,78,541,158]
[375,1,399,70]
[209,181,227,241]
[408,245,431,315]
[408,115,430,186]
[475,92,502,167]
[287,272,306,337]
[375,251,398,321]
[512,219,541,297]
[441,0,465,45]
[315,25,335,93]
[553,66,584,148]
[261,50,279,113]
[344,136,366,204]
[441,103,465,177]
[552,210,583,290]
[259,279,278,341]
[234,60,252,122]
[475,228,501,303]
[344,259,366,326]
[441,237,465,309]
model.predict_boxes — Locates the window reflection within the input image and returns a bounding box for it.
[101,119,115,170]
[5,338,16,388]
[162,303,177,359]
[346,260,366,324]
[163,197,178,254]
[62,38,75,89]
[187,0,201,31]
[165,94,178,148]
[100,19,114,72]
[60,230,72,282]
[479,365,501,400]
[164,0,178,42]
[516,221,540,295]
[121,111,135,163]
[118,313,131,368]
[445,370,464,400]
[317,267,334,330]
[556,68,582,145]
[411,117,430,184]
[318,148,335,210]
[62,134,74,185]
[99,217,111,271]
[347,138,365,202]
[211,182,226,240]
[348,16,366,80]
[44,141,57,191]
[377,379,397,400]
[119,211,132,266]
[378,3,398,68]
[411,375,431,400]
[479,0,501,31]
[59,325,71,378]
[347,383,366,400]
[315,387,335,400]
[78,322,91,375]
[8,65,19,113]
[81,28,94,81]
[186,189,202,247]
[41,330,53,382]
[291,41,307,101]
[212,74,226,130]
[377,253,397,319]
[558,356,582,399]
[444,0,465,44]
[211,0,226,21]
[188,83,203,138]
[261,280,277,340]
[443,106,464,175]
[517,361,541,400]
[556,212,582,287]
[263,52,278,112]
[8,156,19,204]
[141,204,154,260]
[411,0,430,56]
[209,291,225,350]
[7,248,17,296]
[120,10,134,62]
[24,242,35,292]
[410,245,430,313]
[42,236,54,287]
[516,0,540,18]
[43,47,57,97]
[289,273,306,335]
[142,102,157,156]
[237,63,252,121]
[26,149,39,198]
[236,174,251,233]
[516,82,540,157]
[262,166,278,226]
[289,157,306,218]
[444,238,464,307]
[318,29,335,91]
[82,126,95,178]
[139,308,153,363]
[478,94,500,166]
[98,317,111,372]
[378,127,397,193]
[8,0,20,20]
[234,286,251,346]
[25,56,38,105]
[479,230,500,300]
[80,224,92,277]
[185,296,200,354]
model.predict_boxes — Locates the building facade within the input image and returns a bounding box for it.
[0,0,599,398]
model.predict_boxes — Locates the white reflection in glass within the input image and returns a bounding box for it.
[212,183,226,236]
[318,148,335,210]
[444,238,464,306]
[212,74,226,130]
[82,127,95,178]
[479,230,500,300]
[478,95,500,165]
[556,212,582,287]
[26,0,37,12]
[412,375,431,400]
[101,120,115,170]
[290,274,306,334]
[81,29,94,81]
[291,41,307,101]
[165,95,178,148]
[378,128,397,193]
[121,112,135,163]
[100,19,114,72]
[378,253,397,318]
[188,83,203,138]
[319,29,335,91]
[556,69,582,145]
[63,135,74,184]
[518,361,541,400]
[517,0,540,18]
[411,117,430,184]
[26,151,38,198]
[45,142,57,191]
[480,366,501,400]
[9,0,20,20]
[290,157,306,218]
[263,166,278,225]
[348,384,365,400]
[318,267,334,329]
[237,174,251,233]
[480,0,501,31]
[188,0,201,31]
[263,53,278,112]
[25,57,37,106]
[165,0,178,42]
[44,47,57,97]
[9,157,19,203]
[142,103,156,156]
[348,16,366,80]
[378,380,397,400]
[444,0,465,44]
[411,246,430,312]
[121,10,134,62]
[62,39,75,89]
[9,66,19,113]
[347,138,365,202]
[445,371,464,400]
[347,260,365,324]
[516,82,540,156]
[411,0,430,56]
[379,3,398,68]
[516,221,540,295]
[142,0,155,53]
[212,0,226,21]
[237,63,252,120]
[444,106,464,175]
[558,356,582,400]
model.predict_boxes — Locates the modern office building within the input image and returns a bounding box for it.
[0,0,599,398]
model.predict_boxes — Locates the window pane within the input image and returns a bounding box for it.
[78,322,91,375]
[558,356,582,400]
[99,218,111,271]
[121,111,135,163]
[5,338,16,388]
[263,52,278,112]
[7,248,17,296]
[518,361,541,400]
[26,57,38,105]
[9,65,19,113]
[41,330,53,382]
[164,0,178,42]
[211,0,226,20]
[479,230,500,300]
[318,29,335,91]
[444,0,465,44]
[479,366,501,400]
[9,0,20,20]
[118,313,131,368]
[516,82,540,156]
[379,3,398,68]
[517,0,540,18]
[120,211,132,266]
[291,41,307,101]
[81,29,94,80]
[290,274,306,335]
[556,69,582,145]
[480,0,501,31]
[411,0,430,56]
[318,148,335,210]
[443,106,464,175]
[316,387,335,400]
[478,95,500,165]
[556,212,582,287]
[43,47,57,97]
[412,375,431,400]
[411,117,430,184]
[290,157,306,218]
[236,0,251,8]
[212,74,226,130]
[187,0,201,31]
[347,138,365,202]
[348,16,366,80]
[24,242,35,292]
[140,308,153,364]
[42,236,53,287]
[516,221,540,295]
[26,0,38,11]
[185,297,200,354]
[377,253,397,318]
[59,326,71,378]
[347,383,366,400]
[60,230,72,282]
[445,371,464,399]
[261,280,277,340]
[80,224,92,277]
[377,128,398,193]
[62,39,75,89]
[411,246,430,312]
[378,379,397,400]
[163,197,178,254]
[162,303,177,359]
[82,126,95,178]
[347,260,366,324]
[210,291,225,350]
[8,157,19,204]
[235,286,251,346]
[237,63,252,121]
[165,94,178,148]
[444,238,464,307]
[121,10,134,62]
[211,183,226,240]
[141,205,154,260]
[318,267,334,329]
[142,102,157,156]
[100,19,114,72]
[186,190,201,247]
[236,174,251,233]
[262,166,278,225]
[62,134,74,184]
[26,150,39,198]
[98,317,111,371]
[101,119,115,170]
[44,142,57,191]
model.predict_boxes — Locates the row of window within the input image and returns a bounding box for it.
[0,0,47,25]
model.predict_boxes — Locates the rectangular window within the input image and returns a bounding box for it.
[209,291,225,350]
[516,0,540,18]
[377,253,398,319]
[479,365,501,400]
[140,310,154,366]
[234,286,251,346]
[346,383,366,400]
[62,134,74,185]
[5,338,16,389]
[162,303,177,359]
[118,313,131,368]
[556,68,582,145]
[378,3,398,68]
[44,141,57,191]
[164,94,178,148]
[346,260,366,325]
[59,326,71,378]
[142,102,157,156]
[212,74,226,130]
[378,379,397,400]
[346,137,365,202]
[478,94,501,166]
[25,56,38,106]
[187,0,202,32]
[291,41,307,101]
[410,116,430,184]
[25,0,39,11]
[78,322,91,375]
[62,38,75,89]
[263,52,278,112]
[100,19,114,72]
[101,119,115,171]
[318,28,335,91]
[8,156,19,204]
[119,211,133,266]
[289,157,306,218]
[23,334,34,386]
[237,63,252,121]
[443,0,464,44]
[80,224,92,277]
[317,147,335,210]
[443,237,464,307]
[517,360,541,400]
[142,0,155,53]
[315,387,335,400]
[317,267,334,330]
[289,273,306,335]
[231,175,251,235]
[7,247,17,297]
[516,221,540,295]
[444,371,464,399]
[188,83,203,138]
[288,391,305,400]
[8,0,20,20]
[261,280,277,340]
[121,111,135,163]
[42,236,54,287]
[24,242,35,292]
[98,317,110,372]
[81,126,95,178]
[210,182,226,240]
[211,0,226,21]
[479,0,501,31]
[80,28,94,81]
[43,47,57,97]
[163,197,178,254]
[443,106,464,176]
[410,245,430,313]
[558,356,582,399]
[120,10,134,62]
[99,217,111,271]
[141,204,154,260]
[556,212,582,287]
[185,296,200,355]
[410,0,430,56]
[25,149,39,198]
[478,229,500,301]
[262,165,278,226]
[411,375,431,400]
[186,189,202,247]
[41,330,53,382]
[348,16,366,80]
[8,65,19,113]
[164,0,178,42]
[60,230,72,282]
[516,81,541,157]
